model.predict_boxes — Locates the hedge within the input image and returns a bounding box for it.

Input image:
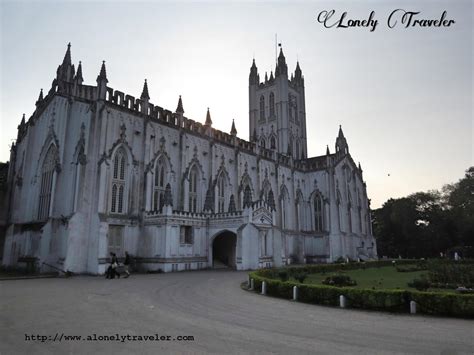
[248,261,474,318]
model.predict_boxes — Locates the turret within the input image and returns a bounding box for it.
[140,79,150,101]
[294,61,304,86]
[74,61,84,85]
[56,43,75,82]
[275,48,288,77]
[35,89,44,107]
[175,95,184,123]
[335,125,349,155]
[96,60,108,100]
[230,119,237,136]
[140,79,150,113]
[249,59,259,85]
[204,108,212,127]
[176,95,184,114]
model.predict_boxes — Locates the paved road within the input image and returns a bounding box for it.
[1,271,472,354]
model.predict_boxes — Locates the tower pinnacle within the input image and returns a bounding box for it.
[176,95,184,114]
[205,108,212,126]
[97,61,108,83]
[63,42,72,66]
[230,119,237,136]
[75,61,83,84]
[141,79,150,100]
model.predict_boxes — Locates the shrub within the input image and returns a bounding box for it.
[427,260,474,286]
[278,270,289,282]
[408,276,431,291]
[396,264,427,273]
[322,274,357,287]
[248,260,474,318]
[293,272,308,284]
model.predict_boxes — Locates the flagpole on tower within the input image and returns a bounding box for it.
[275,34,278,66]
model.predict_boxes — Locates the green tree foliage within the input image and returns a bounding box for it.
[373,167,473,258]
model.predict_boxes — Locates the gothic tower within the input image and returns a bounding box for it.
[249,48,308,159]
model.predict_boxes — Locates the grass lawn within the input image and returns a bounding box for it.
[299,266,455,293]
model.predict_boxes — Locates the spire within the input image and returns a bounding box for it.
[176,95,184,114]
[249,58,259,85]
[75,61,83,83]
[35,89,44,106]
[20,113,25,126]
[230,119,237,136]
[56,43,75,82]
[335,125,349,155]
[205,108,212,126]
[63,42,72,66]
[269,71,274,81]
[326,145,330,155]
[338,124,344,138]
[265,72,268,83]
[294,61,303,84]
[141,79,150,100]
[275,47,288,76]
[358,162,362,171]
[97,61,108,83]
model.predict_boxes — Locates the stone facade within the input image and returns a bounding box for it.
[2,44,377,274]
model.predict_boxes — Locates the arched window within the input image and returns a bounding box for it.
[111,148,127,213]
[269,92,275,117]
[243,184,252,208]
[153,158,167,212]
[217,174,226,213]
[270,136,276,150]
[295,139,300,159]
[294,100,298,124]
[295,190,304,231]
[38,145,57,220]
[280,186,289,230]
[260,138,266,149]
[189,167,198,213]
[348,192,353,233]
[259,95,265,120]
[337,190,343,232]
[314,194,323,232]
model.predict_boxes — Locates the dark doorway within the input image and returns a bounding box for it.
[212,231,237,268]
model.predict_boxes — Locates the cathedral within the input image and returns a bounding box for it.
[1,44,377,274]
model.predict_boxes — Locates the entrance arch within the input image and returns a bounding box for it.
[211,231,237,268]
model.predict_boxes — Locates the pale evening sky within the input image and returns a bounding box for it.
[0,0,472,208]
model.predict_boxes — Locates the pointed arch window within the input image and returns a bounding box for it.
[243,184,252,208]
[270,135,276,150]
[269,92,275,117]
[259,137,266,149]
[111,148,127,214]
[295,139,300,159]
[314,193,323,232]
[259,95,265,121]
[38,145,58,220]
[217,174,226,213]
[348,192,353,233]
[153,158,167,212]
[337,190,343,232]
[295,191,304,231]
[189,167,198,213]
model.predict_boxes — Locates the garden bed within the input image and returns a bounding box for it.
[248,260,474,318]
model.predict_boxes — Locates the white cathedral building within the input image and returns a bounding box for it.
[2,44,377,274]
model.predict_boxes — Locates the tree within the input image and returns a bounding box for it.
[372,167,473,258]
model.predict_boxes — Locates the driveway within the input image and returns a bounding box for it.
[0,270,472,354]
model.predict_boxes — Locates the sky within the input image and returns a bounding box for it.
[0,0,472,208]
